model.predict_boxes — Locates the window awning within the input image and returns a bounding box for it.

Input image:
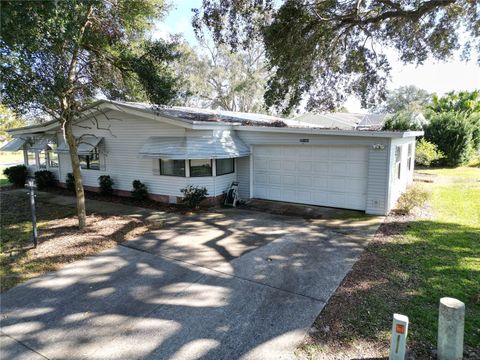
[0,138,27,152]
[139,131,251,159]
[56,136,103,155]
[30,136,55,151]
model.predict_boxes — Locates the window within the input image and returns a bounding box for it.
[407,143,413,171]
[189,159,212,177]
[160,159,185,177]
[79,147,100,170]
[395,145,402,180]
[38,151,47,169]
[216,158,234,176]
[48,149,59,168]
[27,151,36,166]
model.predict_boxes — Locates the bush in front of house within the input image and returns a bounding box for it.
[131,180,148,200]
[424,112,475,166]
[66,173,75,192]
[180,185,208,208]
[395,184,430,215]
[415,139,444,166]
[3,164,28,187]
[98,175,114,196]
[34,170,55,190]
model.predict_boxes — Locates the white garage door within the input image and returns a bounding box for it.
[253,145,368,211]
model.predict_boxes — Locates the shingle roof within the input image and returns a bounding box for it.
[294,112,387,130]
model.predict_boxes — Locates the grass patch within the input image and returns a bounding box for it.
[0,166,10,187]
[303,166,480,358]
[0,151,24,164]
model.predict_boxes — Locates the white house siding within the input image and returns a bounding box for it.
[236,156,250,199]
[387,137,416,210]
[236,130,390,215]
[56,111,235,198]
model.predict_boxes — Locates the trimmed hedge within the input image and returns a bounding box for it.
[34,170,55,190]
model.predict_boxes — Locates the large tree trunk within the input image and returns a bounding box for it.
[64,119,87,229]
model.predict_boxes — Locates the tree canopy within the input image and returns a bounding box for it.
[175,40,269,113]
[0,0,181,228]
[0,0,180,119]
[372,86,431,114]
[194,0,480,114]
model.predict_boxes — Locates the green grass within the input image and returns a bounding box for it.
[0,151,24,164]
[379,167,480,346]
[0,166,9,187]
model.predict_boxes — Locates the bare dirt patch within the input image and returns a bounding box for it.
[1,190,152,292]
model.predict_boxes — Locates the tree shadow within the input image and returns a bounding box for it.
[1,199,384,359]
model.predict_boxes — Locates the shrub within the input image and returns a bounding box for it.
[415,139,444,166]
[180,185,208,208]
[66,173,75,192]
[131,180,148,200]
[3,165,27,187]
[383,110,424,131]
[424,112,474,166]
[98,175,114,196]
[34,170,55,190]
[395,184,430,215]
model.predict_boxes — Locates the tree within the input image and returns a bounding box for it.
[383,110,425,131]
[175,39,269,113]
[424,90,480,162]
[0,105,26,141]
[372,86,431,114]
[1,0,180,228]
[428,90,480,115]
[193,0,479,114]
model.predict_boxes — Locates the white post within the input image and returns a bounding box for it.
[438,297,465,360]
[389,313,409,360]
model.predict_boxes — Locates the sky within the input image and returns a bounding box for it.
[155,0,480,113]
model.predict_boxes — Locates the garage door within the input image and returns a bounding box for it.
[253,145,368,211]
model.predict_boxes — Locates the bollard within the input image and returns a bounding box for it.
[389,313,409,360]
[438,297,465,360]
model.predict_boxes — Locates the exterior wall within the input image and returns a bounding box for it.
[56,111,236,199]
[387,137,417,211]
[236,155,250,199]
[237,130,391,215]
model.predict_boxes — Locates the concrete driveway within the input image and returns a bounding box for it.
[1,208,382,360]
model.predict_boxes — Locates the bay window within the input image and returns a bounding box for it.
[189,159,212,177]
[216,158,234,175]
[160,159,186,177]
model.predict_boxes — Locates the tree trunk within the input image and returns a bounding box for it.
[64,119,87,228]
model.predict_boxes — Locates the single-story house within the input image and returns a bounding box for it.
[2,100,423,215]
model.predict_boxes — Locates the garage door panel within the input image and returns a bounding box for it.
[297,161,312,173]
[312,161,329,174]
[282,160,297,171]
[253,145,368,211]
[297,176,313,188]
[270,160,282,170]
[267,174,282,185]
[283,175,296,186]
[312,176,329,190]
[255,159,268,170]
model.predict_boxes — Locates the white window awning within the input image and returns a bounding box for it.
[30,136,55,151]
[139,131,251,159]
[0,137,27,152]
[56,136,103,155]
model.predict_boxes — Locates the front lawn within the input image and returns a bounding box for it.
[0,166,10,187]
[299,166,480,359]
[0,190,151,292]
